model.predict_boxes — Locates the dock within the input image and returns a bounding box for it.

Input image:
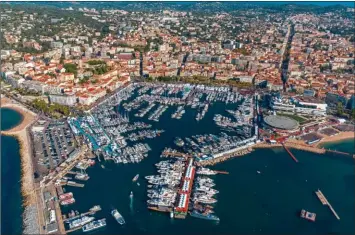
[66,181,85,187]
[196,148,252,166]
[282,143,299,163]
[162,150,192,159]
[214,170,229,174]
[315,189,340,220]
[63,205,102,222]
[326,149,352,156]
[66,226,82,233]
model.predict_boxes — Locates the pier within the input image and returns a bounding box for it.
[315,189,340,220]
[64,206,101,233]
[196,148,252,167]
[282,143,299,163]
[162,150,193,159]
[66,226,82,233]
[326,149,352,156]
[63,205,101,222]
[66,181,85,187]
[214,170,229,175]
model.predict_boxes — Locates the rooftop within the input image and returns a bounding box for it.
[264,115,300,130]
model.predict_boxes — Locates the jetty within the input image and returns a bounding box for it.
[315,189,340,220]
[64,206,101,233]
[214,170,229,175]
[66,181,85,187]
[282,143,299,163]
[66,226,82,233]
[326,149,352,156]
[161,150,193,159]
[63,205,101,222]
[196,148,252,166]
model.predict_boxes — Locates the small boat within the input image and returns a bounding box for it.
[82,218,106,232]
[130,191,133,198]
[257,171,261,174]
[111,209,125,225]
[137,182,140,186]
[300,209,316,222]
[132,174,139,182]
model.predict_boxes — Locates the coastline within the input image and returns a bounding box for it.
[253,131,354,156]
[315,131,354,147]
[1,97,39,234]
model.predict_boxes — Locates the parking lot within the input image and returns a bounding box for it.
[318,127,339,136]
[300,132,323,145]
[32,120,76,175]
[334,124,355,132]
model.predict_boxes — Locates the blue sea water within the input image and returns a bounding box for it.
[61,101,355,235]
[1,108,23,131]
[1,108,24,235]
[321,139,355,155]
[1,105,354,235]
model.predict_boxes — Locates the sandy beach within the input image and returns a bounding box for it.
[1,97,37,205]
[315,131,354,147]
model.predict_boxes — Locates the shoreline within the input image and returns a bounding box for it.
[315,131,354,147]
[1,97,39,234]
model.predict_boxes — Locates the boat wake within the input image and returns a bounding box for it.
[130,198,134,214]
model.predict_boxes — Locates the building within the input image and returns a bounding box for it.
[270,97,295,112]
[50,41,63,49]
[44,84,63,95]
[325,92,348,107]
[293,96,327,112]
[264,115,300,131]
[303,89,316,97]
[192,54,211,63]
[49,94,77,106]
[21,80,45,93]
[4,75,25,88]
[174,158,195,219]
[271,96,327,116]
[236,75,254,83]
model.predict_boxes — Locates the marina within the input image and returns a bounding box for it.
[57,82,257,230]
[68,83,259,166]
[46,82,352,234]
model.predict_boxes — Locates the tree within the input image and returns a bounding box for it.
[336,102,344,116]
[63,63,77,77]
[101,24,110,35]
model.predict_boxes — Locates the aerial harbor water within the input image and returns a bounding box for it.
[1,108,24,235]
[1,107,23,130]
[65,149,355,235]
[59,84,355,235]
[321,139,355,155]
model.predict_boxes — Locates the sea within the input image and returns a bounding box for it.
[1,104,354,235]
[63,99,354,235]
[1,108,24,235]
